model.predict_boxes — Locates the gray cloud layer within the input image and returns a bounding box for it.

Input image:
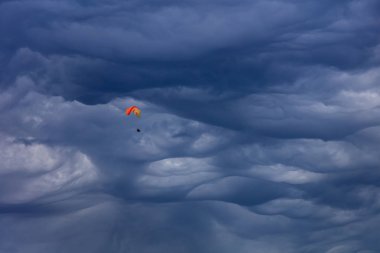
[1,0,380,252]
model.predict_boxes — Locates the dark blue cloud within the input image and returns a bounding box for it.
[1,0,379,103]
[1,0,380,252]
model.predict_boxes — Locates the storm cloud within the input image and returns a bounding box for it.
[1,0,380,252]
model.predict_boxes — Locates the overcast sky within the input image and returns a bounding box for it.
[1,0,380,252]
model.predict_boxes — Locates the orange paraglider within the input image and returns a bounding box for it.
[125,106,141,118]
[125,105,142,132]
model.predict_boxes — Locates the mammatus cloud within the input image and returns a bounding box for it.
[0,134,98,204]
[2,65,380,252]
[1,0,380,252]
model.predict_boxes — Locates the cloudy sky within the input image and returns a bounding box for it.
[1,0,380,252]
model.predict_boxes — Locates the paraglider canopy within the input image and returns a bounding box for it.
[125,106,141,118]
